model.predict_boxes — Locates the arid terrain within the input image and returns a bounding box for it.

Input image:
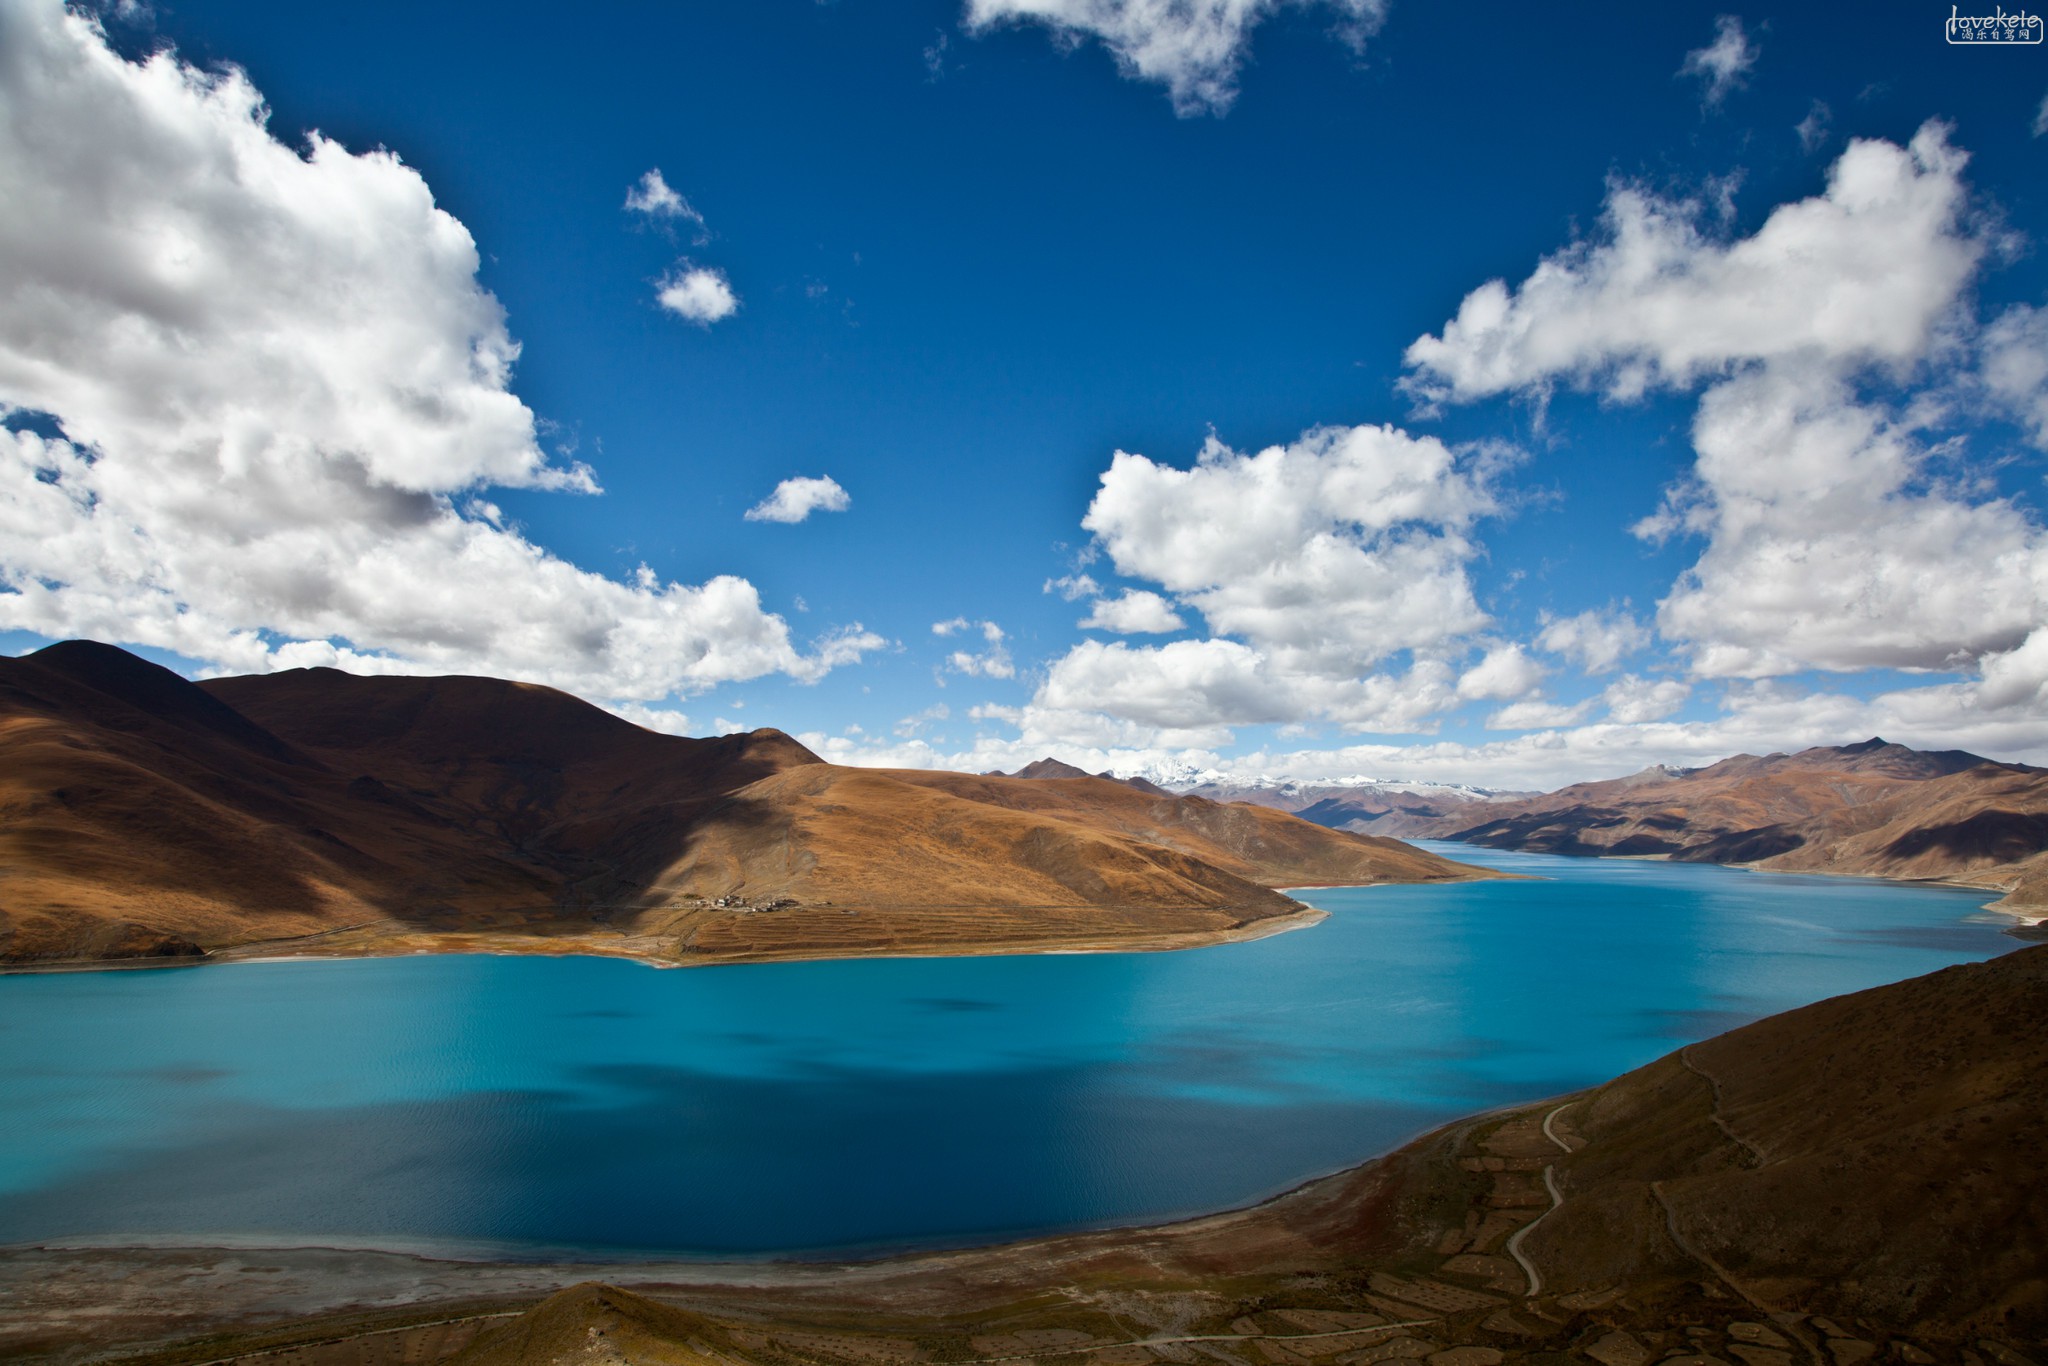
[0,641,1488,967]
[3,945,2040,1365]
[1339,741,2048,914]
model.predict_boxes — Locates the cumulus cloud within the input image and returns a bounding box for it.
[1012,423,1511,742]
[1043,572,1101,600]
[961,0,1389,116]
[1034,639,1458,737]
[657,265,739,325]
[1406,123,2048,685]
[807,667,2048,793]
[744,474,851,524]
[1456,644,1545,701]
[1600,674,1691,724]
[1678,14,1756,108]
[604,701,697,736]
[1077,588,1184,634]
[0,1,878,698]
[624,168,704,227]
[1982,303,2048,447]
[1648,363,2047,677]
[1404,124,1979,406]
[935,618,1014,678]
[1084,426,1504,666]
[1537,607,1650,674]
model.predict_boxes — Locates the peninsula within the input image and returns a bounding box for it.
[0,641,1490,968]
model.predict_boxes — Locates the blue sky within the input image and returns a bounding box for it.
[2,0,2047,787]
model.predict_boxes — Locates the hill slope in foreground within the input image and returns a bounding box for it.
[1359,740,2048,914]
[0,641,1487,966]
[5,945,2040,1363]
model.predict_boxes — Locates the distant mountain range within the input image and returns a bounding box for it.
[1356,739,2048,912]
[995,759,1523,836]
[995,738,2048,916]
[0,642,1489,966]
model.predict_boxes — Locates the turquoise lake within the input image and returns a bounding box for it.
[0,843,2021,1260]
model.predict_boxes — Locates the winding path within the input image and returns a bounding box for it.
[1503,1101,1576,1297]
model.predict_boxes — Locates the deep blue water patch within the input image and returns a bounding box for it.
[0,845,2018,1259]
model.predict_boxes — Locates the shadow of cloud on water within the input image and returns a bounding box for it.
[1633,1006,1765,1040]
[1834,925,2023,954]
[0,1057,1449,1261]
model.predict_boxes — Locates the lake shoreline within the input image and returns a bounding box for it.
[0,1094,1526,1359]
[1415,835,2044,918]
[0,904,1335,977]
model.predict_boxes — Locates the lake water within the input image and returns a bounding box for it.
[0,845,2020,1260]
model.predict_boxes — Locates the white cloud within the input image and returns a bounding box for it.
[1039,638,1279,729]
[895,702,951,738]
[1084,425,1504,667]
[924,29,952,81]
[604,701,696,736]
[1795,99,1830,153]
[623,168,706,233]
[1456,644,1545,701]
[1407,123,2048,687]
[657,265,739,325]
[0,1,878,699]
[2034,91,2047,138]
[1078,588,1184,634]
[940,619,1014,678]
[1036,638,1457,736]
[1600,674,1691,723]
[1678,14,1756,108]
[802,662,2048,792]
[1649,363,2048,677]
[1404,124,1979,405]
[744,474,851,524]
[1043,572,1101,600]
[1014,423,1510,744]
[948,660,2048,790]
[1485,697,1593,731]
[961,0,1388,116]
[1537,606,1650,674]
[1982,303,2048,447]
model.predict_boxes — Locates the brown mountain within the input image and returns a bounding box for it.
[1393,738,2048,912]
[445,1283,735,1366]
[1524,941,2048,1334]
[0,641,1490,967]
[1002,756,1172,794]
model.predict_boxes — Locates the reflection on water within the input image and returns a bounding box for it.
[0,844,2016,1258]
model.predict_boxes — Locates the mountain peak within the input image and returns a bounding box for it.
[1013,757,1094,780]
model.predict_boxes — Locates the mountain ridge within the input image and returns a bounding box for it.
[1365,738,2048,913]
[0,642,1491,966]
